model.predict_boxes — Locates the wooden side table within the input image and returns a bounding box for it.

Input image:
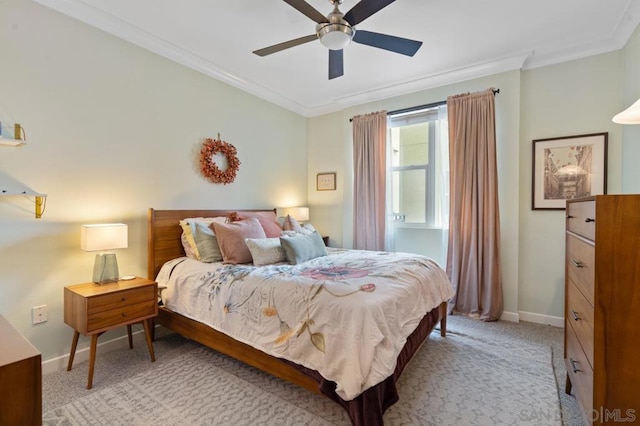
[64,277,158,389]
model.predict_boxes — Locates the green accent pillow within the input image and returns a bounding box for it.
[192,221,223,263]
[280,231,327,265]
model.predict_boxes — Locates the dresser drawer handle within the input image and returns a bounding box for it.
[571,259,584,268]
[122,312,127,317]
[121,297,126,302]
[571,310,580,321]
[585,218,595,223]
[570,358,581,373]
[566,215,574,219]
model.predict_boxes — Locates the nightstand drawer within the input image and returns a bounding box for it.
[567,279,594,369]
[87,286,155,315]
[566,234,594,306]
[87,300,156,332]
[565,324,593,417]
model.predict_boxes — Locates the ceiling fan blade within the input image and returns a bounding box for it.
[253,34,317,57]
[352,30,422,56]
[329,49,344,80]
[344,0,395,26]
[283,0,329,23]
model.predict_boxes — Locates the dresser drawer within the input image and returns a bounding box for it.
[87,300,156,332]
[566,200,595,241]
[87,286,155,315]
[566,325,593,418]
[566,234,595,306]
[567,279,594,369]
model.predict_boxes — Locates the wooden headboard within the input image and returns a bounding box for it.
[147,208,276,280]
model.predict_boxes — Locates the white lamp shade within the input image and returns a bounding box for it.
[81,224,128,251]
[277,207,310,222]
[612,98,640,124]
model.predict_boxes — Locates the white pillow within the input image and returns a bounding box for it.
[245,237,286,266]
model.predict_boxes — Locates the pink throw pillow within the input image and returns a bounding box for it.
[211,217,266,264]
[234,211,283,238]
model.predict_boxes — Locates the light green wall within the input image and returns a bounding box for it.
[308,71,522,317]
[3,0,639,364]
[519,52,623,318]
[308,47,637,321]
[621,24,640,193]
[0,0,307,361]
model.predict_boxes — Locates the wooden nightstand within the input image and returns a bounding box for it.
[64,277,158,389]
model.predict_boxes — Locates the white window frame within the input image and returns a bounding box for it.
[387,105,447,229]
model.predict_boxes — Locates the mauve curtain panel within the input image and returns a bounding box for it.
[352,111,387,251]
[446,89,503,321]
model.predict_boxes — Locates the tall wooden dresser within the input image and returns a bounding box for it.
[565,195,640,425]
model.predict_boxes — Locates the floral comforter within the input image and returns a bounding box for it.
[156,248,454,401]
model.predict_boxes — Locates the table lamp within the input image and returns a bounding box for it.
[277,207,310,223]
[81,223,128,284]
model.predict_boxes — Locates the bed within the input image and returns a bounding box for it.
[147,208,454,425]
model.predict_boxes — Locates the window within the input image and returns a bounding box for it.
[387,104,449,228]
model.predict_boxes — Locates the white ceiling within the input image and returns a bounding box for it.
[35,0,640,117]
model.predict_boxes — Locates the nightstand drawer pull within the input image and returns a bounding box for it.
[571,259,584,268]
[566,215,574,219]
[571,310,580,321]
[584,218,595,223]
[570,358,581,373]
[121,297,126,301]
[122,312,127,317]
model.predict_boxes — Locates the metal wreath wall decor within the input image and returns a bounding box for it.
[199,135,240,185]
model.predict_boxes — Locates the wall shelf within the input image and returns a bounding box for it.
[0,191,47,219]
[0,137,26,147]
[0,123,25,147]
[0,123,43,217]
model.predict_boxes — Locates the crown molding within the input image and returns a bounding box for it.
[34,0,313,116]
[321,53,530,114]
[523,0,640,70]
[35,0,640,118]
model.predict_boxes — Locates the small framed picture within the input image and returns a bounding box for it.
[316,172,336,191]
[532,132,608,210]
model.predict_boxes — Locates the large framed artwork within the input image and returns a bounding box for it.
[532,132,608,210]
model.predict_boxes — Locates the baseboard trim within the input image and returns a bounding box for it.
[500,311,519,322]
[518,311,564,328]
[42,325,170,375]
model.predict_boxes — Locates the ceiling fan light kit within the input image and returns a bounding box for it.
[317,24,353,50]
[317,1,354,50]
[254,0,422,79]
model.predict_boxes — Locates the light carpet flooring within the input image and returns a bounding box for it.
[42,316,582,425]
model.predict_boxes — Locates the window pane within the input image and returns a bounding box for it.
[392,169,425,223]
[389,123,428,168]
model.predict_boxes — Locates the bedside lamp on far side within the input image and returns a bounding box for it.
[277,206,309,223]
[81,223,128,284]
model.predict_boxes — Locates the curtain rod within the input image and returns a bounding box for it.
[349,88,500,122]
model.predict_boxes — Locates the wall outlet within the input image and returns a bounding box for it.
[32,305,47,324]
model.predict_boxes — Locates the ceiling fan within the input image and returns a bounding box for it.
[253,0,423,79]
